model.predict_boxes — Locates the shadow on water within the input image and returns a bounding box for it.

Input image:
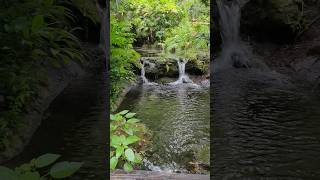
[117,84,210,173]
[6,68,107,180]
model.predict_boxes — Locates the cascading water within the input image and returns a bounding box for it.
[141,60,149,84]
[140,59,158,85]
[169,59,193,85]
[214,0,267,72]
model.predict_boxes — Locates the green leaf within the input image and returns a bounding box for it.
[116,147,124,158]
[110,114,116,121]
[123,162,133,172]
[110,157,118,170]
[124,136,140,145]
[19,172,40,180]
[17,163,31,172]
[125,148,135,162]
[0,166,19,180]
[126,118,140,123]
[119,110,129,115]
[31,15,44,33]
[111,135,126,147]
[134,153,142,164]
[110,124,117,131]
[34,154,61,168]
[124,127,133,135]
[49,162,83,179]
[125,113,136,118]
[114,114,123,121]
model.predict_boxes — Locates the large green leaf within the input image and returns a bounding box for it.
[123,162,133,172]
[110,114,116,121]
[116,147,124,158]
[111,135,126,147]
[125,113,136,119]
[124,136,140,145]
[126,118,140,124]
[134,153,142,164]
[0,166,19,180]
[119,110,129,115]
[19,172,40,180]
[124,148,135,162]
[110,157,118,170]
[34,154,61,168]
[49,162,83,179]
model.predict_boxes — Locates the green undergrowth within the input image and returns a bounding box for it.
[110,110,151,172]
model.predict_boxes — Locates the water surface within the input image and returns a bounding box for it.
[117,84,210,173]
[212,69,320,179]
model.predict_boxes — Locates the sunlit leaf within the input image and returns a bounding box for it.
[125,148,135,162]
[125,113,136,119]
[123,162,133,172]
[110,157,118,170]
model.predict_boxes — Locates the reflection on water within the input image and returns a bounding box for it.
[212,69,320,179]
[117,84,210,173]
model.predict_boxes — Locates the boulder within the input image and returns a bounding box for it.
[241,0,305,43]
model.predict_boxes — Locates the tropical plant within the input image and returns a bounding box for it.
[0,0,87,151]
[0,153,82,180]
[110,110,150,172]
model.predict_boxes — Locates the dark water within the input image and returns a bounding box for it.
[6,69,107,179]
[212,69,320,179]
[117,84,210,173]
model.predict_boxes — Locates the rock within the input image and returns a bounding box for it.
[241,0,305,43]
[138,55,209,80]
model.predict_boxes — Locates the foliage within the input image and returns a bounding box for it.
[0,0,86,151]
[110,15,140,108]
[110,110,150,172]
[111,0,183,45]
[164,18,209,60]
[0,153,82,180]
[164,0,209,56]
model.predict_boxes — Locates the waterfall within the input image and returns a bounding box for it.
[169,59,193,85]
[214,0,267,71]
[141,60,149,84]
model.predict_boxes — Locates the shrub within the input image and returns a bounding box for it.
[110,110,150,172]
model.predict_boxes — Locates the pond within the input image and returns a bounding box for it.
[117,83,210,173]
[212,69,320,179]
